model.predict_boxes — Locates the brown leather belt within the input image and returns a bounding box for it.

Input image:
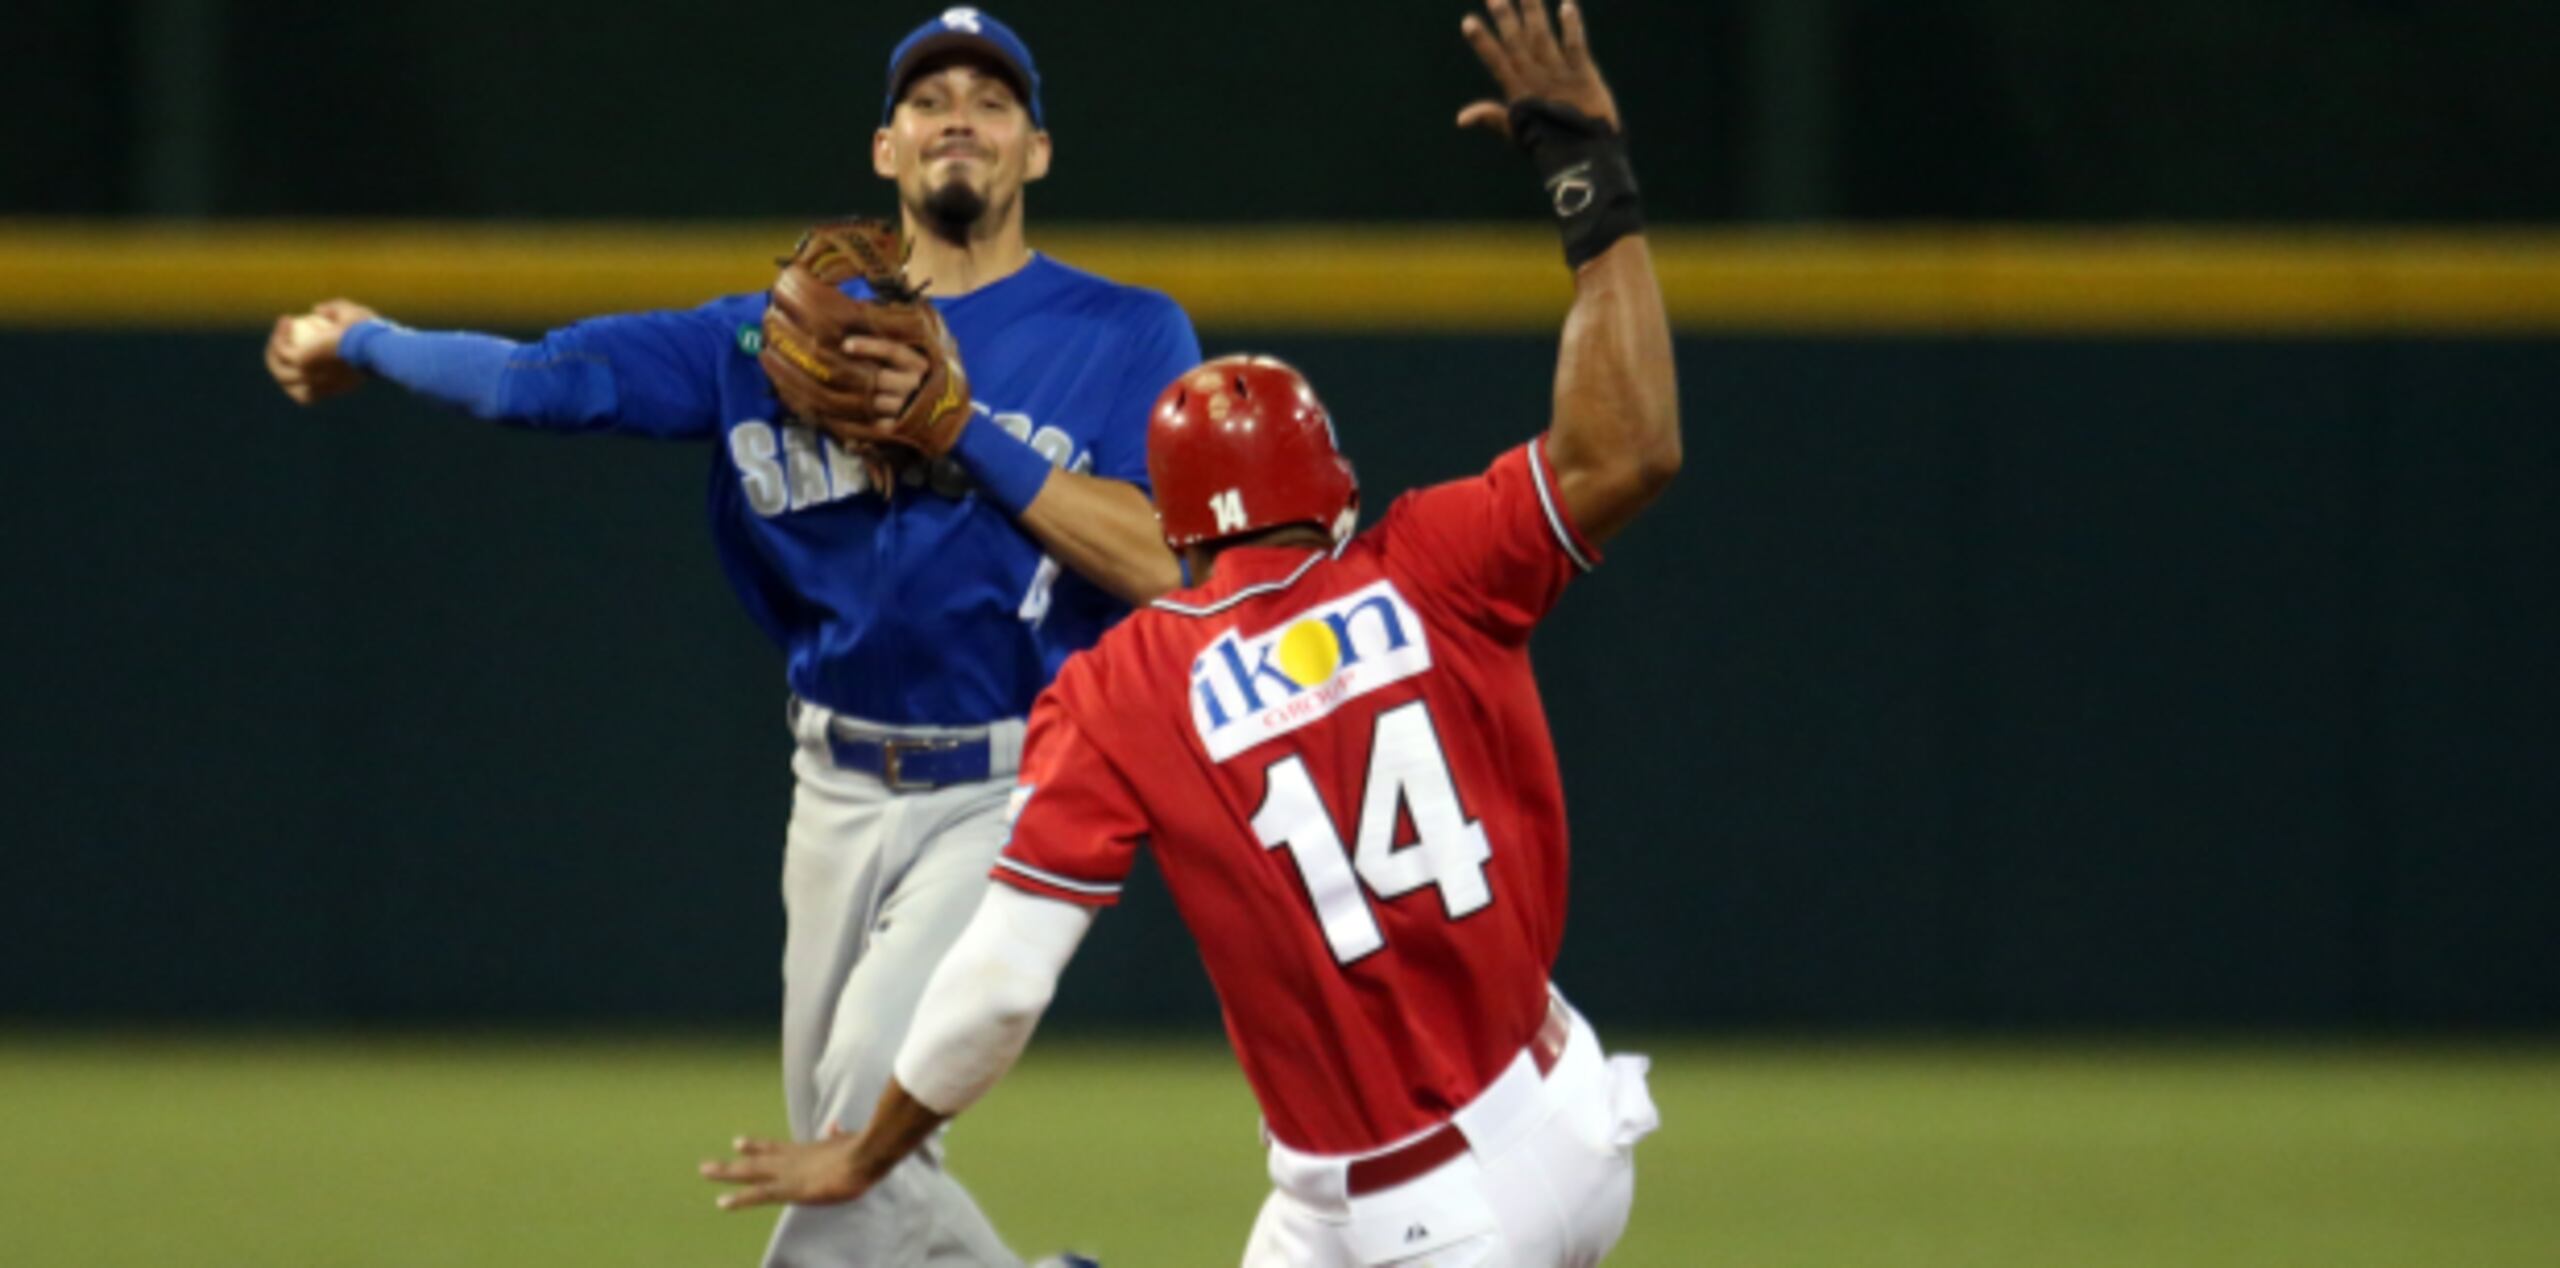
[1344,997,1572,1197]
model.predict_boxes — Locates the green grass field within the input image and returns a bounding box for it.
[3,1034,2555,1266]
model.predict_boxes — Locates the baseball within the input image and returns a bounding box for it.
[287,314,335,354]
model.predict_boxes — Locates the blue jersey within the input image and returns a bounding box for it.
[351,254,1199,725]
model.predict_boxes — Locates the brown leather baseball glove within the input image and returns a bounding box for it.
[759,219,972,489]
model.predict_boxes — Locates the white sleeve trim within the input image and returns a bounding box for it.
[993,855,1124,897]
[1529,437,1598,573]
[890,885,1098,1117]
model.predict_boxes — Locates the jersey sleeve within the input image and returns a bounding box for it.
[991,684,1150,907]
[1373,437,1602,640]
[344,303,735,439]
[520,301,738,439]
[1087,294,1202,491]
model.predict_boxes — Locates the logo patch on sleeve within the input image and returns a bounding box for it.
[1188,581,1432,762]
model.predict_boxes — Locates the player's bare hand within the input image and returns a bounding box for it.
[1456,0,1620,139]
[699,1124,873,1210]
[264,299,379,405]
[840,335,931,418]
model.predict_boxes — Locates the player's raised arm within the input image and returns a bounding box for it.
[1459,0,1680,546]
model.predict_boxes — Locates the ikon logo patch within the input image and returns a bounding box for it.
[1187,580,1433,762]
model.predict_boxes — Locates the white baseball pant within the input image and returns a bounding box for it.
[1241,999,1659,1267]
[763,699,1026,1268]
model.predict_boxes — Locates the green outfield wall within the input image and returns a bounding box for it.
[3,229,2553,1028]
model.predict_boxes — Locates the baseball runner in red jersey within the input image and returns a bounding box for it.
[705,1,1678,1261]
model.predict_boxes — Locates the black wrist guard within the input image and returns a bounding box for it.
[1509,99,1643,269]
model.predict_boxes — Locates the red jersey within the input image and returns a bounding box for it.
[994,439,1600,1154]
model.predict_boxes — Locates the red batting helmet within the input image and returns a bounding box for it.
[1148,355,1359,550]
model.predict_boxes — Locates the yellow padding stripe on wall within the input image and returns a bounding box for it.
[4,222,2558,333]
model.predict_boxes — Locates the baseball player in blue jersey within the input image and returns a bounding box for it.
[263,10,1195,1266]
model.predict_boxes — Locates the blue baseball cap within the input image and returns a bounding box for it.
[881,8,1045,129]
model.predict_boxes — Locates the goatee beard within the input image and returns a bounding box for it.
[922,181,988,245]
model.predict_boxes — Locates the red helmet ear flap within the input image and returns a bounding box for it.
[1147,356,1358,551]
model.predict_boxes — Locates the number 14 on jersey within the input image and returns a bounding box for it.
[1249,701,1494,964]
